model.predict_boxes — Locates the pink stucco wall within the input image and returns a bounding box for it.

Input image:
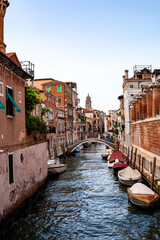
[0,141,47,222]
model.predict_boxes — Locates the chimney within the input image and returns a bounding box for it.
[0,0,9,54]
[124,69,129,79]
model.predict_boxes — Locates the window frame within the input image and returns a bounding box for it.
[6,85,15,117]
[0,81,4,97]
[58,97,62,105]
[46,86,51,92]
[57,85,62,93]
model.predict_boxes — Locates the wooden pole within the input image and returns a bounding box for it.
[138,154,141,172]
[117,141,119,151]
[142,157,145,178]
[130,147,133,167]
[127,147,130,165]
[151,157,156,190]
[133,148,137,169]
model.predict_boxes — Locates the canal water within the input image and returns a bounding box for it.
[2,143,160,240]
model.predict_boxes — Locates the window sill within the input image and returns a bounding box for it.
[7,115,13,118]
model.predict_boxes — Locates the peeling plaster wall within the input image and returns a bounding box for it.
[0,142,47,222]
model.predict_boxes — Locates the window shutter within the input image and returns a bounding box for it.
[12,89,15,116]
[6,87,9,115]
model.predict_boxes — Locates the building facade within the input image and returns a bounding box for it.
[122,66,152,146]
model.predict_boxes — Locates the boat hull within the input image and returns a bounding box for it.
[128,189,159,207]
[101,153,110,160]
[118,176,141,186]
[48,164,67,175]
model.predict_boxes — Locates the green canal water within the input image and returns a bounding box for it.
[2,143,160,240]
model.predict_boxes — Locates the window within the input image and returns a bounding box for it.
[6,86,21,115]
[8,153,14,184]
[57,85,62,92]
[18,91,22,103]
[0,81,3,96]
[6,86,14,116]
[58,97,62,104]
[130,85,133,88]
[46,86,50,92]
[49,109,54,121]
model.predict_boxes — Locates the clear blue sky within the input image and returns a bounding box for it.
[5,0,160,112]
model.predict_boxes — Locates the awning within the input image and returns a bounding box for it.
[8,92,21,113]
[0,101,5,110]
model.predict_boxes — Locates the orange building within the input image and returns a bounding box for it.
[34,78,75,145]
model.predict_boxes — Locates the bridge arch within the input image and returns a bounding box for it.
[68,138,115,153]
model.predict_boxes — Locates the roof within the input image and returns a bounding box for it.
[34,78,54,81]
[41,79,64,86]
[84,109,93,113]
[6,52,22,68]
[0,51,32,79]
[128,77,136,80]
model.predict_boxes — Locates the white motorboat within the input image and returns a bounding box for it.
[118,166,141,186]
[48,158,67,175]
[101,149,112,160]
[128,183,159,207]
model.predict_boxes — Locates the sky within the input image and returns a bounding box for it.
[4,0,160,112]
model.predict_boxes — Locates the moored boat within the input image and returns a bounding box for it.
[112,163,129,173]
[74,146,80,152]
[128,183,159,207]
[108,151,126,168]
[101,148,112,160]
[118,166,141,186]
[48,158,67,175]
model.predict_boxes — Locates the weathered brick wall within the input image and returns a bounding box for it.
[131,119,160,156]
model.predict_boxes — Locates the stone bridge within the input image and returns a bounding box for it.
[67,138,115,154]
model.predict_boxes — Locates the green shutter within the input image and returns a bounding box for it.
[0,101,5,110]
[57,85,61,92]
[46,86,50,92]
[8,92,21,113]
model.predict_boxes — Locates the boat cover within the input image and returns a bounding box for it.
[112,163,129,169]
[129,183,155,195]
[118,167,141,180]
[108,151,126,163]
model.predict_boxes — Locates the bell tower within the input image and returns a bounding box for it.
[0,0,9,53]
[85,93,92,110]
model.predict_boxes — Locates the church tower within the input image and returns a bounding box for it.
[85,93,92,110]
[0,0,9,53]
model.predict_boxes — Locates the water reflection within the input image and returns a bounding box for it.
[2,143,160,240]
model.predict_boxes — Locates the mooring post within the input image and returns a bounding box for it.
[151,157,156,190]
[138,154,141,172]
[130,147,133,167]
[142,157,145,178]
[133,148,137,169]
